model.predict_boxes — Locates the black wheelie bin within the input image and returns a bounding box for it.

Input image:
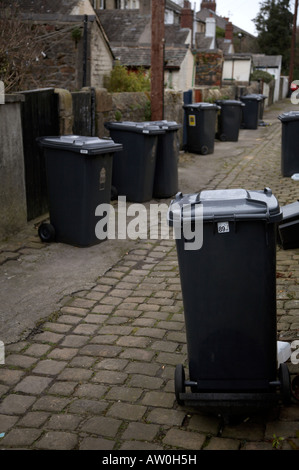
[37,135,122,247]
[240,94,263,129]
[278,111,299,177]
[168,188,291,417]
[183,102,220,154]
[215,99,245,141]
[258,94,267,124]
[277,200,299,249]
[105,121,165,202]
[150,120,181,199]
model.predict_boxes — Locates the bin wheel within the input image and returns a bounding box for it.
[174,364,185,406]
[111,185,118,201]
[38,223,56,243]
[279,363,292,405]
[200,145,209,155]
[219,133,227,142]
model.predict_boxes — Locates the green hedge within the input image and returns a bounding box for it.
[250,70,274,84]
[104,62,151,93]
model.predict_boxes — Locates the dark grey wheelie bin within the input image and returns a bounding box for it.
[277,200,299,249]
[37,135,122,247]
[168,188,291,418]
[150,120,181,199]
[105,121,165,202]
[258,94,267,123]
[278,111,299,177]
[240,94,263,129]
[215,100,245,141]
[183,103,220,154]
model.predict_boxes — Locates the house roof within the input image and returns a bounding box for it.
[97,10,150,44]
[98,10,190,46]
[98,9,191,69]
[195,33,214,51]
[252,54,282,68]
[197,7,256,39]
[112,45,189,69]
[216,38,233,54]
[4,0,77,14]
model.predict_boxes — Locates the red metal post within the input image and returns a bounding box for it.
[151,0,165,121]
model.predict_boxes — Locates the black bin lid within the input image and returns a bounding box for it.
[168,187,282,225]
[37,135,123,155]
[215,99,245,107]
[144,120,182,131]
[183,102,220,111]
[240,94,263,101]
[105,121,165,134]
[278,111,299,122]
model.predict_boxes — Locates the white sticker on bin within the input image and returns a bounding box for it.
[217,221,229,233]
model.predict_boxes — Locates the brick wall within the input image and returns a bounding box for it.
[21,16,113,92]
[24,21,84,91]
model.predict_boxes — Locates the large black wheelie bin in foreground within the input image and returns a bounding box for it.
[168,188,291,417]
[37,135,122,247]
[278,111,299,177]
[105,121,165,202]
[183,102,220,154]
[240,94,263,129]
[215,99,245,141]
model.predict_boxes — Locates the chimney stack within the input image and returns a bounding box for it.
[180,1,193,30]
[200,0,216,12]
[225,21,233,41]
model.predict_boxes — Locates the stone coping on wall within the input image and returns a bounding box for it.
[4,94,25,104]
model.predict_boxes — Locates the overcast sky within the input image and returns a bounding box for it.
[193,0,298,37]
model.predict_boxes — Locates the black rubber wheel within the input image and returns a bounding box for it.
[38,223,56,243]
[111,185,118,201]
[279,363,292,405]
[200,145,209,155]
[174,364,185,406]
[291,374,299,401]
[219,133,227,142]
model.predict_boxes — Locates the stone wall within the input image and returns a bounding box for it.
[24,20,83,91]
[21,15,113,92]
[194,51,224,87]
[58,88,184,144]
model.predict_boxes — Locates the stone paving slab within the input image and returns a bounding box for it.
[0,99,299,451]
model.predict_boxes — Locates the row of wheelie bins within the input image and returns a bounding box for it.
[37,96,265,247]
[183,94,267,155]
[37,120,181,246]
[185,96,299,183]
